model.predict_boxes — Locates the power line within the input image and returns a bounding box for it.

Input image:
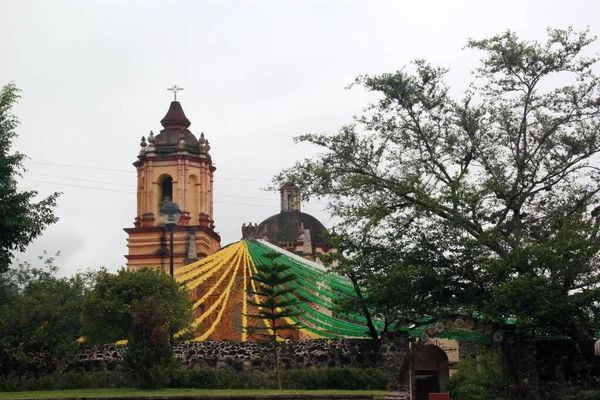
[20,179,325,212]
[27,173,135,187]
[23,172,328,205]
[22,179,133,194]
[27,161,131,173]
[26,161,269,182]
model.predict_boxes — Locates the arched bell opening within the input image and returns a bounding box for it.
[158,174,173,207]
[188,174,199,226]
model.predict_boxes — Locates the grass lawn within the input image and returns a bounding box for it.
[0,388,388,399]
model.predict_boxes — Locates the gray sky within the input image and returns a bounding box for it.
[2,0,599,276]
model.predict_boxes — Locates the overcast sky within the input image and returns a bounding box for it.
[2,0,599,276]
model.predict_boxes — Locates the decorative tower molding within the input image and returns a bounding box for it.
[124,97,221,272]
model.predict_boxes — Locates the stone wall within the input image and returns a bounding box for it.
[77,336,409,375]
[503,338,600,399]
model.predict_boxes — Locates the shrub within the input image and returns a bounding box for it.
[578,391,600,400]
[172,367,390,390]
[122,297,177,389]
[0,371,132,392]
[0,367,389,392]
[444,349,503,400]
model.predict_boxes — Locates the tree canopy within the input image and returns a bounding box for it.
[0,83,60,273]
[122,296,177,389]
[81,267,192,344]
[275,28,600,343]
[0,253,93,374]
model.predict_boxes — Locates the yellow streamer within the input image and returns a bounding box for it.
[176,240,329,341]
[178,243,241,284]
[190,257,236,309]
[184,250,236,292]
[241,242,249,342]
[175,242,239,277]
[194,247,244,341]
[191,246,244,330]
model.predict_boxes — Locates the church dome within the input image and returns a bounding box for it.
[256,185,331,253]
[257,211,330,248]
[152,101,203,155]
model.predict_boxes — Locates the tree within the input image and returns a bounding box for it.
[0,252,93,374]
[246,253,301,390]
[122,296,177,389]
[444,349,503,400]
[81,268,192,389]
[81,267,192,345]
[0,83,60,273]
[275,28,600,398]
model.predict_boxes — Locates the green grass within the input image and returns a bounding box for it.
[578,391,600,400]
[0,388,388,399]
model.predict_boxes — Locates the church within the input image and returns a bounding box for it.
[123,94,333,273]
[122,94,369,342]
[122,93,475,394]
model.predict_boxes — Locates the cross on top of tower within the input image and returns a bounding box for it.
[167,85,184,101]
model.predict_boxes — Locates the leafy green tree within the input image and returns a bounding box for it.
[0,252,93,374]
[122,296,177,389]
[246,253,301,390]
[444,349,503,400]
[81,267,192,345]
[0,83,60,273]
[275,28,600,398]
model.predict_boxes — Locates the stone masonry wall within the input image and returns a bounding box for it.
[77,336,410,376]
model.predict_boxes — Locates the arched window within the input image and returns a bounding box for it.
[160,176,173,206]
[188,174,199,225]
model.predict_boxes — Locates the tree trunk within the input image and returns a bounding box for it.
[274,341,282,390]
[501,337,543,400]
[348,272,379,339]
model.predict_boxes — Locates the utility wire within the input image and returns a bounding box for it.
[26,173,135,187]
[22,179,133,194]
[20,179,326,212]
[26,161,269,182]
[24,173,328,205]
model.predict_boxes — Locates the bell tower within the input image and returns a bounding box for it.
[280,184,301,212]
[124,94,221,272]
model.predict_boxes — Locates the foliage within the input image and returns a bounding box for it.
[578,391,600,400]
[0,253,93,375]
[0,371,133,392]
[122,296,177,390]
[80,267,192,345]
[286,367,390,390]
[246,253,302,340]
[246,252,302,389]
[0,388,386,399]
[0,82,60,274]
[275,28,600,342]
[171,367,390,390]
[444,350,503,400]
[0,368,389,392]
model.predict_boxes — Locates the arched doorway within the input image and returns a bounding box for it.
[413,344,449,400]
